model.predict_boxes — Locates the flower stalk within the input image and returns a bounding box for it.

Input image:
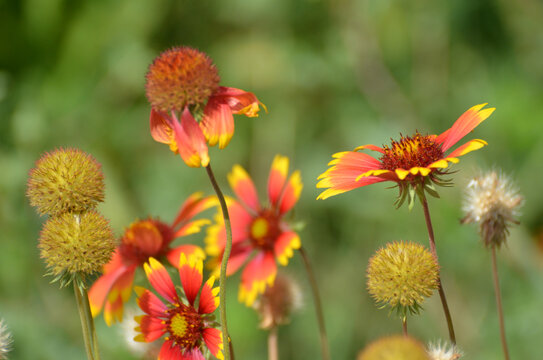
[420,195,456,344]
[298,247,330,360]
[74,284,100,360]
[491,246,510,360]
[268,326,279,360]
[205,163,232,360]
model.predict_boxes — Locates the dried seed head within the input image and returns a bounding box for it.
[27,148,105,216]
[426,341,463,360]
[462,171,523,248]
[0,320,13,360]
[39,210,115,284]
[253,272,302,329]
[145,47,220,112]
[367,241,439,317]
[357,335,430,360]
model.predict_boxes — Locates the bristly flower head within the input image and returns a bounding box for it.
[39,210,115,286]
[357,335,430,360]
[317,104,495,208]
[462,171,523,248]
[253,272,303,329]
[27,148,105,216]
[427,341,463,360]
[0,319,13,360]
[146,46,265,168]
[134,255,223,359]
[367,241,439,317]
[146,47,220,112]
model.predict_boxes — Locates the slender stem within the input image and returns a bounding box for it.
[298,247,330,360]
[74,285,95,360]
[420,196,457,344]
[491,246,511,360]
[268,327,279,360]
[402,317,408,336]
[81,287,101,360]
[205,163,232,360]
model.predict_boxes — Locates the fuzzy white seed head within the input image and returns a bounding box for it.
[427,341,463,360]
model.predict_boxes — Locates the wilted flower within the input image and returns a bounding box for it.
[357,335,430,360]
[134,255,223,359]
[89,193,214,325]
[427,341,463,360]
[317,104,495,208]
[462,171,523,248]
[27,148,105,216]
[367,241,439,317]
[39,210,115,286]
[205,155,303,306]
[146,46,264,167]
[0,320,13,360]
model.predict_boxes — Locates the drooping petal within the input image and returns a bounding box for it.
[88,263,130,318]
[171,192,216,230]
[212,86,263,117]
[435,103,495,151]
[166,245,206,269]
[268,155,289,208]
[203,328,224,360]
[103,295,124,326]
[198,276,220,314]
[239,251,277,306]
[178,253,203,307]
[171,108,210,168]
[274,231,302,266]
[200,98,235,149]
[144,258,178,304]
[150,109,177,152]
[102,267,136,325]
[134,315,167,342]
[135,286,169,317]
[316,151,386,200]
[278,170,303,215]
[227,165,260,212]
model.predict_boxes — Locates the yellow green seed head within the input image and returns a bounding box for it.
[27,148,105,216]
[462,171,523,248]
[366,241,439,316]
[39,210,115,284]
[357,335,430,360]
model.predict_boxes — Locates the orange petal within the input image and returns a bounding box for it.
[171,108,210,168]
[165,245,205,269]
[213,86,264,117]
[171,192,216,229]
[239,251,277,306]
[228,165,260,212]
[278,170,303,215]
[268,155,289,208]
[354,144,385,153]
[203,328,224,359]
[448,139,488,158]
[274,231,301,266]
[144,258,177,304]
[178,253,203,307]
[198,276,220,314]
[149,109,176,152]
[201,99,235,149]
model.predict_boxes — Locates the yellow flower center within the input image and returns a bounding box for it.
[251,217,269,240]
[249,211,281,250]
[170,313,188,338]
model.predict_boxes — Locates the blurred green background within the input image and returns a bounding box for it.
[2,0,543,358]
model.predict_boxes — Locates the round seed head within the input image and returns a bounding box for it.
[427,341,463,360]
[145,46,220,112]
[367,241,439,316]
[0,319,13,360]
[27,148,105,216]
[357,335,430,360]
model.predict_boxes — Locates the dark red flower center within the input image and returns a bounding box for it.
[165,303,204,350]
[119,220,173,265]
[249,210,281,251]
[379,133,444,172]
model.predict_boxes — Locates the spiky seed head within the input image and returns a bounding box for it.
[27,148,105,216]
[367,241,439,317]
[357,335,430,360]
[426,341,463,360]
[462,171,523,248]
[253,272,303,329]
[145,46,220,112]
[0,320,13,360]
[39,210,115,285]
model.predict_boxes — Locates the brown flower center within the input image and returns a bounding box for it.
[379,133,443,172]
[166,303,204,350]
[145,46,220,112]
[249,210,281,251]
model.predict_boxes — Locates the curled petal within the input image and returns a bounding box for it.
[150,109,177,152]
[212,86,264,117]
[228,165,260,212]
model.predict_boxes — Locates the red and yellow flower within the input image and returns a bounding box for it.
[135,255,223,360]
[89,193,215,325]
[317,104,495,204]
[146,46,265,168]
[205,155,303,306]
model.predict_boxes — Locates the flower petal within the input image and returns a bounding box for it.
[203,328,224,359]
[274,231,301,266]
[88,260,130,318]
[239,251,277,306]
[172,108,210,168]
[212,86,264,117]
[135,286,169,317]
[135,314,167,342]
[448,139,488,158]
[201,99,235,149]
[198,276,220,314]
[227,165,260,212]
[435,103,495,151]
[166,245,206,269]
[178,253,203,307]
[171,192,216,230]
[103,296,124,326]
[150,109,176,151]
[102,267,136,325]
[278,170,303,215]
[268,155,289,208]
[353,144,385,153]
[395,168,410,180]
[144,258,178,304]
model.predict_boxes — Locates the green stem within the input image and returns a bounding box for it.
[420,196,457,344]
[205,163,232,360]
[402,317,408,337]
[74,284,96,360]
[298,247,330,360]
[491,246,511,360]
